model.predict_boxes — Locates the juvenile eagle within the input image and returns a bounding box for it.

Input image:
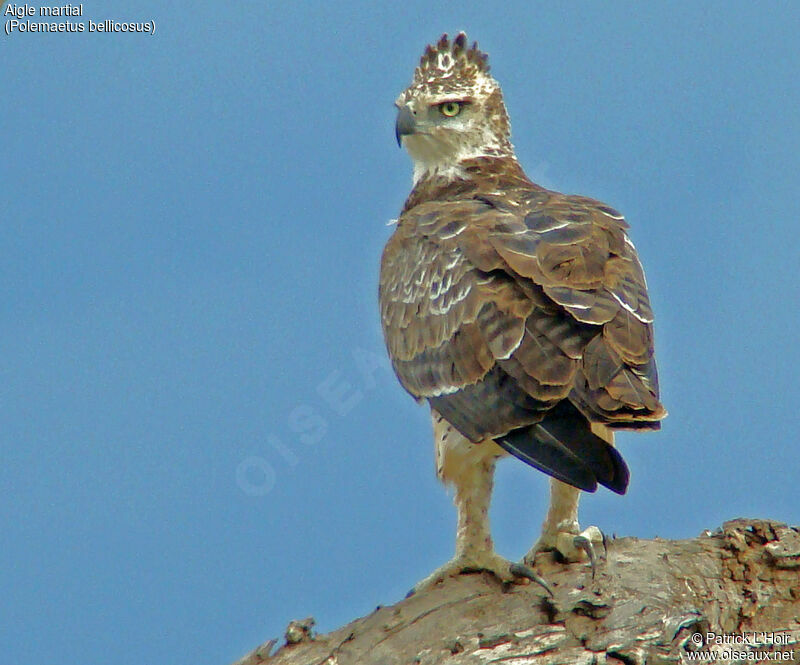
[380,34,666,591]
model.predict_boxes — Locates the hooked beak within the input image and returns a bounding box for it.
[395,106,416,147]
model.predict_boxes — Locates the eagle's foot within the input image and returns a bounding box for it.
[408,552,550,596]
[524,525,605,577]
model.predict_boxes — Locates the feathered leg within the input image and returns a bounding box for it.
[523,478,602,563]
[411,412,548,594]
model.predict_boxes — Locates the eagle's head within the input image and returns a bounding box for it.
[395,33,515,183]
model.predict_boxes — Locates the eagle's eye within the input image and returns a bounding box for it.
[439,101,463,117]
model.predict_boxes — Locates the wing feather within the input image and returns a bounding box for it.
[379,186,665,490]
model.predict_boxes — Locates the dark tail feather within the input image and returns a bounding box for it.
[497,425,598,492]
[540,401,629,494]
[496,402,630,495]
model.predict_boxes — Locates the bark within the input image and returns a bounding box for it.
[235,519,800,664]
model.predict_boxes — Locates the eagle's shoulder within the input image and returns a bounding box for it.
[479,189,652,323]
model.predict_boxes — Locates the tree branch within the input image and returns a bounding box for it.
[235,519,800,664]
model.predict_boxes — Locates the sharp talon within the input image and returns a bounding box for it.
[573,535,597,579]
[510,562,553,596]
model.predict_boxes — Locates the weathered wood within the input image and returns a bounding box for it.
[235,519,800,664]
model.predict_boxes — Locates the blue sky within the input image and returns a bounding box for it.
[2,2,799,664]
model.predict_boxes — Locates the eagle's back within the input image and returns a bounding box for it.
[379,169,665,491]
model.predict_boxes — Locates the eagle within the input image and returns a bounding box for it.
[380,34,666,592]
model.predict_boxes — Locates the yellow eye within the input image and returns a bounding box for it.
[439,101,462,117]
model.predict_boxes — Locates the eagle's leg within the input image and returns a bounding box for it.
[523,478,603,565]
[411,413,548,594]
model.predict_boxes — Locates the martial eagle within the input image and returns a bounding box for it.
[379,34,666,592]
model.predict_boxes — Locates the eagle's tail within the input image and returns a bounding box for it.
[495,402,629,495]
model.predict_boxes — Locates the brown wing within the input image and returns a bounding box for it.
[379,190,664,492]
[380,198,557,440]
[472,190,666,428]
